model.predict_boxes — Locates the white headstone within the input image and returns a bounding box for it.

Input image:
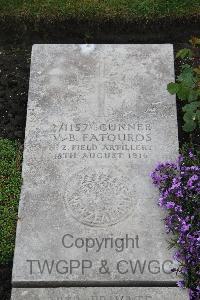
[12,45,179,286]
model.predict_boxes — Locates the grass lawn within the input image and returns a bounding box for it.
[0,139,22,265]
[0,0,199,21]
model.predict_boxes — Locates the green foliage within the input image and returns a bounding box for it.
[176,48,193,59]
[167,40,200,132]
[0,139,22,264]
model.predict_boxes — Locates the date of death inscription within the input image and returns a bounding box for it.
[52,122,153,160]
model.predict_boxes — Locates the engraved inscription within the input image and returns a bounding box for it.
[52,121,153,160]
[64,166,135,227]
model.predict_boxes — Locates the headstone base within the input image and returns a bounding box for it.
[11,287,188,300]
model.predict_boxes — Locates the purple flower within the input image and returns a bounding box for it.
[158,197,165,207]
[181,220,191,233]
[150,150,200,300]
[189,150,195,159]
[177,280,185,288]
[166,201,176,209]
[178,154,184,163]
[175,190,184,198]
[187,175,199,188]
[175,205,183,212]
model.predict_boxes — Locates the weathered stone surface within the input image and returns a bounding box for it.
[11,287,188,300]
[12,44,179,285]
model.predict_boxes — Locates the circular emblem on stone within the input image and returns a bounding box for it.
[64,166,135,227]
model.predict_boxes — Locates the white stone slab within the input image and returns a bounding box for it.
[12,44,179,285]
[11,287,188,300]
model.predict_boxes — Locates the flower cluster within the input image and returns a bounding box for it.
[150,148,200,300]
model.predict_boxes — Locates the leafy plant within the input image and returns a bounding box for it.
[167,37,200,132]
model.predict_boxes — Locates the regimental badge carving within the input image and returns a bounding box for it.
[64,166,135,227]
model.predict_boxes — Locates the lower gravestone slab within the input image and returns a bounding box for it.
[11,287,188,300]
[12,44,179,285]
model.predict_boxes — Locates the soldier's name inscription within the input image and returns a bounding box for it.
[52,121,153,160]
